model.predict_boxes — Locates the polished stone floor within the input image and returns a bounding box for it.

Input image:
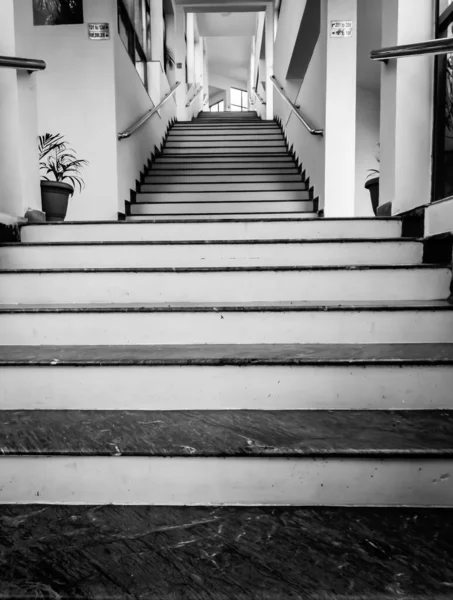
[0,505,452,599]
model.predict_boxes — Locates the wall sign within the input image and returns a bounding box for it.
[88,23,110,41]
[331,21,353,38]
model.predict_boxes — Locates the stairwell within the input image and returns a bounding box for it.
[0,110,452,597]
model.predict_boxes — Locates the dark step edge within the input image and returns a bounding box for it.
[1,238,419,247]
[133,199,313,204]
[0,264,447,274]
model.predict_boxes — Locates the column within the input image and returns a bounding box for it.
[0,0,41,219]
[174,5,188,120]
[148,0,164,107]
[265,4,274,120]
[186,12,195,85]
[379,0,435,214]
[324,0,358,217]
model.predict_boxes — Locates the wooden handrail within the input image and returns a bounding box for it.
[371,37,453,62]
[0,55,46,72]
[118,82,180,140]
[186,85,203,108]
[270,76,323,136]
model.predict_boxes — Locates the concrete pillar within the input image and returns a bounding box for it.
[174,5,188,120]
[0,0,41,219]
[265,4,274,120]
[379,0,435,214]
[324,0,358,217]
[186,12,195,85]
[202,38,209,109]
[150,0,164,64]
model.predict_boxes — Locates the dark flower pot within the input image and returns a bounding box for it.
[40,181,73,222]
[364,177,379,216]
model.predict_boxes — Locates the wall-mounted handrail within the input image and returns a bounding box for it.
[0,55,46,72]
[186,85,203,108]
[252,87,266,106]
[118,82,180,140]
[270,75,323,136]
[371,37,453,62]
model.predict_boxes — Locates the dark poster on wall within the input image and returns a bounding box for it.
[33,0,84,26]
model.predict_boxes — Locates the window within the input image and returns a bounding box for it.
[118,0,150,89]
[210,100,225,112]
[231,88,248,111]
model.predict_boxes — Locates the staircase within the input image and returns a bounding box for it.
[0,110,452,597]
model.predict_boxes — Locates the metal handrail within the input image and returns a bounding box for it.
[371,37,453,62]
[270,75,323,136]
[252,87,266,106]
[0,55,46,72]
[118,82,181,140]
[186,85,203,108]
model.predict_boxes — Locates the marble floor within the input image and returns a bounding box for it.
[0,505,452,599]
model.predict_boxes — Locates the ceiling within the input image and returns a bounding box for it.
[205,35,253,88]
[197,11,257,36]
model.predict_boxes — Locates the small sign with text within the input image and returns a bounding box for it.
[88,23,110,41]
[331,21,353,38]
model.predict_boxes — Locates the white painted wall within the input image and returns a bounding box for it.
[355,86,380,216]
[29,0,118,221]
[273,0,327,206]
[426,197,453,237]
[115,38,176,215]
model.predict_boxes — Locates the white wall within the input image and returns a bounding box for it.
[355,86,380,216]
[273,0,327,206]
[31,0,118,221]
[115,38,176,214]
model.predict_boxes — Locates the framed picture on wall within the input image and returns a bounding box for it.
[33,0,84,26]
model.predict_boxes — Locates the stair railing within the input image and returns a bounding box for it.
[370,37,453,61]
[252,87,266,105]
[271,75,323,136]
[186,85,203,108]
[0,55,46,73]
[118,82,181,140]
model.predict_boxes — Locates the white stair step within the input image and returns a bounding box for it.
[2,301,452,345]
[136,190,310,203]
[1,455,452,506]
[0,240,422,270]
[155,156,293,164]
[171,127,281,134]
[140,182,307,193]
[165,140,286,149]
[163,147,289,155]
[167,133,284,141]
[20,219,403,243]
[145,173,302,183]
[127,212,318,221]
[0,266,449,304]
[1,344,452,411]
[130,201,314,215]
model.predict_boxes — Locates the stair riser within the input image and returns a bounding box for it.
[165,141,286,149]
[20,221,403,243]
[0,242,423,270]
[167,134,284,141]
[171,128,281,134]
[2,310,452,345]
[0,456,452,506]
[1,365,451,410]
[0,269,449,304]
[145,174,302,183]
[155,157,293,164]
[140,182,307,192]
[127,213,317,221]
[136,191,311,203]
[163,147,289,155]
[130,201,314,215]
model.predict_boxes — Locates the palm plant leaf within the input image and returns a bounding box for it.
[38,132,88,191]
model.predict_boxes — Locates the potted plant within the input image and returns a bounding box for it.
[38,133,88,222]
[364,144,380,216]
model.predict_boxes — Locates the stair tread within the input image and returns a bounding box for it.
[1,409,452,456]
[0,506,451,598]
[2,343,453,364]
[1,300,451,313]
